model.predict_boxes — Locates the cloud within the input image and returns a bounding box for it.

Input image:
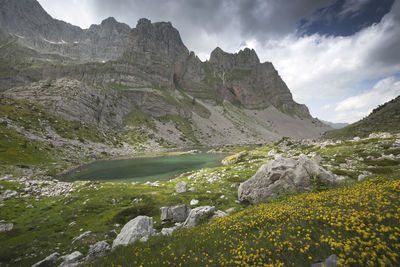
[36,0,400,123]
[251,2,400,103]
[333,76,400,122]
[339,0,371,17]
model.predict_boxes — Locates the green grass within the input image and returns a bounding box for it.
[105,82,132,90]
[96,176,400,266]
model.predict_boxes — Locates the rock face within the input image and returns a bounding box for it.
[31,252,59,267]
[183,206,215,228]
[175,182,188,193]
[112,216,154,248]
[0,0,331,148]
[238,155,342,203]
[0,0,131,62]
[160,204,191,223]
[85,241,110,263]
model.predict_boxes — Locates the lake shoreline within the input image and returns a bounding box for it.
[56,147,228,182]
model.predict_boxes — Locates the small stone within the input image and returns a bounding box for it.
[175,182,188,193]
[312,254,340,267]
[190,199,199,206]
[0,223,13,232]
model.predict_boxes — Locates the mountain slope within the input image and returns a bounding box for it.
[320,120,348,129]
[324,95,400,139]
[0,0,331,176]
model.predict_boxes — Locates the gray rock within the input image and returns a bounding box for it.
[0,223,13,232]
[160,207,172,222]
[160,204,190,223]
[238,155,343,203]
[175,182,188,193]
[225,207,236,214]
[59,251,83,267]
[85,241,110,263]
[160,223,182,236]
[358,174,366,182]
[190,199,199,206]
[212,210,228,219]
[183,206,215,228]
[312,254,340,267]
[71,231,91,244]
[32,252,59,267]
[112,216,154,248]
[0,190,18,201]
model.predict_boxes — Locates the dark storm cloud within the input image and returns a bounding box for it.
[90,0,335,41]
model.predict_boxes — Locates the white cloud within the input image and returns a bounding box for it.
[36,0,400,124]
[332,76,400,122]
[250,4,400,104]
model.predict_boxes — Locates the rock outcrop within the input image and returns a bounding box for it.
[160,204,191,223]
[183,206,215,228]
[85,241,110,263]
[32,252,59,267]
[238,155,343,203]
[59,251,83,267]
[112,216,154,248]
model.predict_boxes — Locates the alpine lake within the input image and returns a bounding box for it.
[62,152,227,183]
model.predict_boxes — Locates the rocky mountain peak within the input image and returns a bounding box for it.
[130,18,189,60]
[0,0,83,41]
[209,47,260,70]
[101,17,118,26]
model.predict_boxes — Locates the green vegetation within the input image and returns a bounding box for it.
[105,82,132,90]
[158,115,200,145]
[123,110,156,131]
[0,135,399,266]
[0,97,118,175]
[97,176,400,266]
[226,68,251,81]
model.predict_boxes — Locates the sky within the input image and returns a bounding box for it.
[37,0,400,123]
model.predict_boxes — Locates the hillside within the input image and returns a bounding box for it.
[324,95,400,139]
[1,134,399,266]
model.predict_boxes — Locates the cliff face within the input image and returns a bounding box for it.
[0,0,329,146]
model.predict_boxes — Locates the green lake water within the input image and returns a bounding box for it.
[62,153,227,183]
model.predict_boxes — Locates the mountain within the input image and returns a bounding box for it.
[0,0,331,175]
[324,95,400,139]
[320,120,348,129]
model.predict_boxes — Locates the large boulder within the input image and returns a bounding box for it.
[238,155,343,203]
[160,204,191,223]
[183,206,215,228]
[85,241,110,263]
[32,252,59,267]
[112,216,154,248]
